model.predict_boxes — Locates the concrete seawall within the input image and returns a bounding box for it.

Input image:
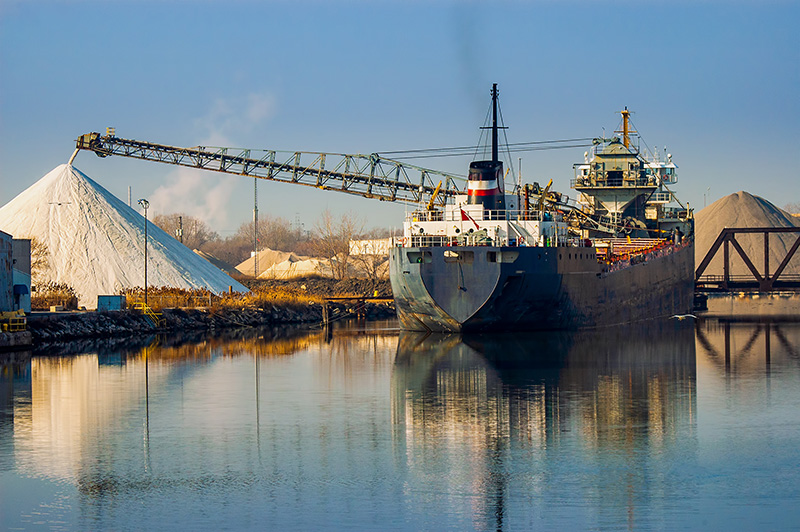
[700,292,800,320]
[0,330,32,350]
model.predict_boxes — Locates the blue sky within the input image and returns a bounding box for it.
[1,1,798,234]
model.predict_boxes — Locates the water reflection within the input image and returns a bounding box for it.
[0,322,405,531]
[2,318,800,530]
[2,326,327,489]
[696,319,800,374]
[391,321,697,530]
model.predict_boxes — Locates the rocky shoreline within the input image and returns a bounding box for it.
[25,300,395,344]
[0,278,397,351]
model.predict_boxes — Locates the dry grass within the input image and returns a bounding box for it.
[122,286,214,310]
[220,286,323,310]
[32,282,79,310]
[122,285,321,311]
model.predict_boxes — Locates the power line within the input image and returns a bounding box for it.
[387,142,593,161]
[378,137,594,157]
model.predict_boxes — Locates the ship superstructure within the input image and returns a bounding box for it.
[571,108,690,239]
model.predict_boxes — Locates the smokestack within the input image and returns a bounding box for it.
[467,160,505,214]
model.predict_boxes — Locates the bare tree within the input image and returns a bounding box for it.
[235,215,304,253]
[30,237,50,285]
[351,253,387,282]
[360,227,395,239]
[312,210,363,280]
[348,227,395,282]
[152,213,218,250]
[199,239,249,267]
[783,202,800,215]
[198,215,307,267]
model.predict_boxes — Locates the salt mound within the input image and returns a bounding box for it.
[258,256,386,280]
[0,164,248,307]
[259,257,329,280]
[235,248,307,277]
[695,191,800,277]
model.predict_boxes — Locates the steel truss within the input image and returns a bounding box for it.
[695,227,800,292]
[75,133,464,206]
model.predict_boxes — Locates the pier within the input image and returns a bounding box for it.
[321,296,394,326]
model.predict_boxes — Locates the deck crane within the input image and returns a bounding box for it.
[73,132,465,208]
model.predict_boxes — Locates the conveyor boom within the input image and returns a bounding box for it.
[75,132,464,206]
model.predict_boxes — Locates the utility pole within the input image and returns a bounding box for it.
[137,199,150,307]
[253,178,258,279]
[517,157,522,211]
[177,215,183,244]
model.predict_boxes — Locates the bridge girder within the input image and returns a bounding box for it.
[695,227,800,293]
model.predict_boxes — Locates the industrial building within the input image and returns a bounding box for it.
[11,239,31,313]
[0,230,31,313]
[0,231,11,311]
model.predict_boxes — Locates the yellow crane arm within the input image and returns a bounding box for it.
[538,179,553,212]
[426,181,442,210]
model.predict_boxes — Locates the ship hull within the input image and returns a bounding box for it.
[389,241,694,332]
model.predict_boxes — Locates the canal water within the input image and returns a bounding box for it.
[1,318,799,531]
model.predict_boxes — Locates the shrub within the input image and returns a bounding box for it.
[31,282,78,311]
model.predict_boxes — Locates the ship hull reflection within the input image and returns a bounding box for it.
[391,320,696,531]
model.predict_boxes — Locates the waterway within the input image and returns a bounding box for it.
[1,318,799,531]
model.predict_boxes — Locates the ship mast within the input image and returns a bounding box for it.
[492,83,499,163]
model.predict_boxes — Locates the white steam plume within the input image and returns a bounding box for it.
[149,91,276,229]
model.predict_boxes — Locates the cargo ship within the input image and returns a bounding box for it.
[389,85,694,332]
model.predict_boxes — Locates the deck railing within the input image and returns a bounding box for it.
[406,209,556,223]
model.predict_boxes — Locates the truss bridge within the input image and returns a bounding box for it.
[695,227,800,293]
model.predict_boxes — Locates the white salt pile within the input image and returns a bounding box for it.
[695,191,800,276]
[258,256,388,280]
[235,248,307,278]
[0,164,248,307]
[237,248,387,280]
[259,256,330,280]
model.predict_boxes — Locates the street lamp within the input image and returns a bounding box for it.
[138,198,149,307]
